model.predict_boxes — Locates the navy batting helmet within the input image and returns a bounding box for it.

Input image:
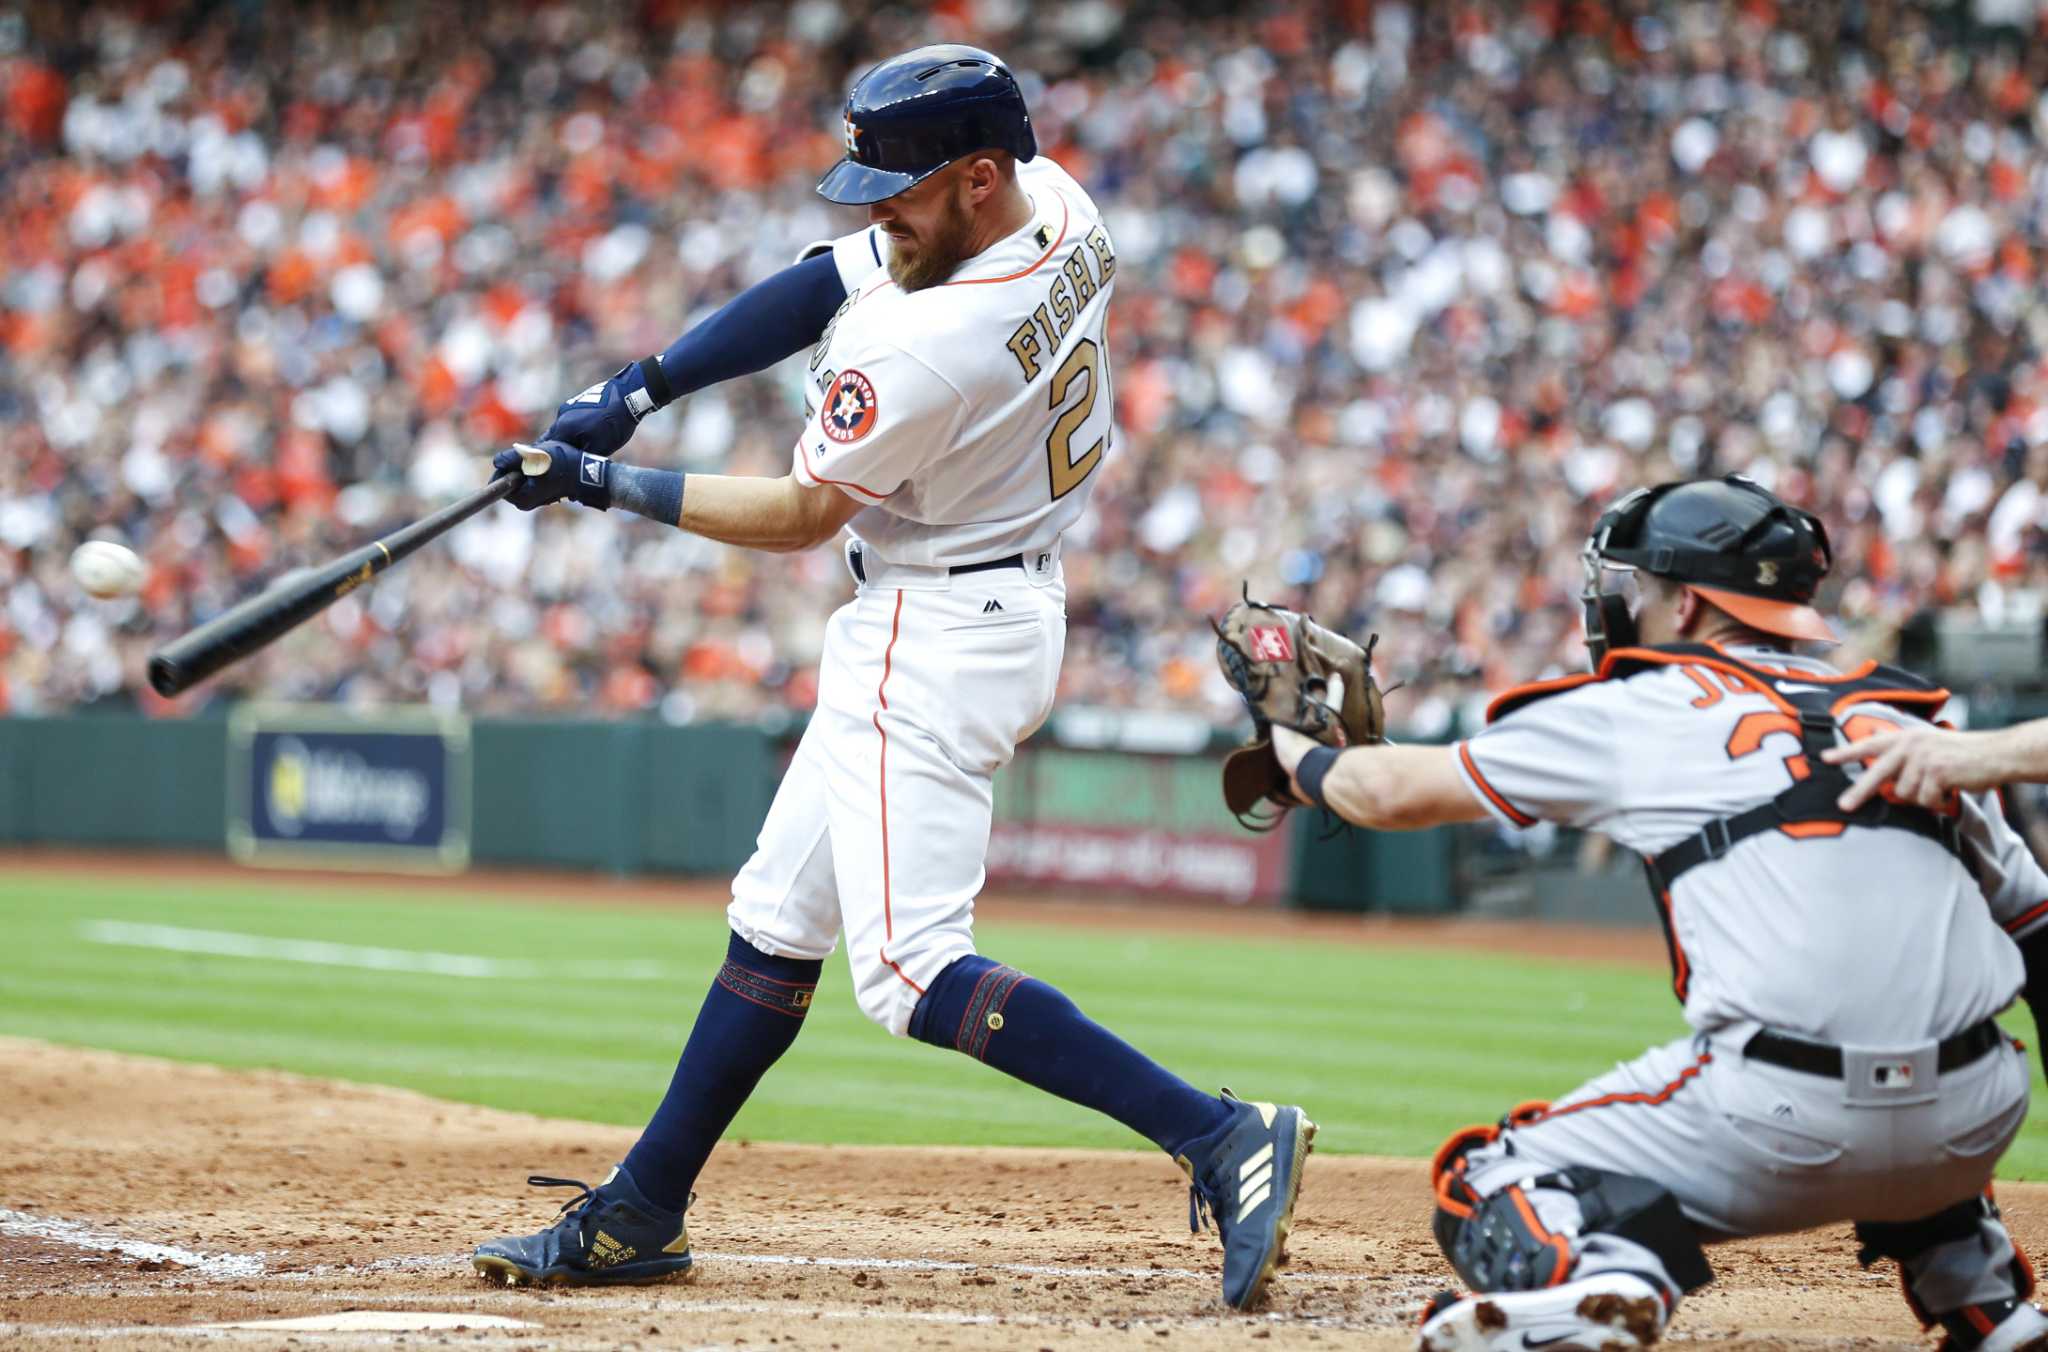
[816,45,1036,206]
[1582,474,1835,663]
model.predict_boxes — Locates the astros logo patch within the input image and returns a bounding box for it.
[823,368,878,443]
[1248,626,1294,662]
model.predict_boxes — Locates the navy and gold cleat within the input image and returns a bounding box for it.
[1180,1089,1317,1310]
[473,1166,691,1288]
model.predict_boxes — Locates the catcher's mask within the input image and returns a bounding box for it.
[1581,474,1835,666]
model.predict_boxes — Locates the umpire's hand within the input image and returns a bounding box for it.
[1823,726,1993,812]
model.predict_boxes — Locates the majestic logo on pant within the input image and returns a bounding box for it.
[983,599,1003,613]
[1237,1141,1274,1223]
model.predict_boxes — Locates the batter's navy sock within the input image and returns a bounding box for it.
[909,955,1232,1157]
[621,931,821,1213]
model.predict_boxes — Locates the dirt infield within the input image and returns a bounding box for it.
[3,1038,2037,1350]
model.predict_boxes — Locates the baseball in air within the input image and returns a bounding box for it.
[70,541,146,599]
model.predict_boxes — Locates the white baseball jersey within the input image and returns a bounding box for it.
[725,155,1111,1036]
[792,155,1116,566]
[1456,644,2048,1044]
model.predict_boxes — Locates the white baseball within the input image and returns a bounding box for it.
[70,541,146,599]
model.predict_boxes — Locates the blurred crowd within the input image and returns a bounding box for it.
[7,0,2048,733]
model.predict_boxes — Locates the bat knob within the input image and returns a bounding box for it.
[513,443,552,477]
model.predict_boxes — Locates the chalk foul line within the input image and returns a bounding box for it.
[0,1209,264,1279]
[78,919,672,981]
[5,1206,1387,1287]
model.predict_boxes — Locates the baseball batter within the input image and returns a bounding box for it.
[469,46,1313,1311]
[1262,477,2048,1351]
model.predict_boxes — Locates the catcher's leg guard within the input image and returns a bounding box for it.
[1856,1192,2042,1350]
[1431,1114,1711,1299]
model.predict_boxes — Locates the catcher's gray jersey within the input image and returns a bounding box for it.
[1456,643,2048,1043]
[1443,640,2041,1330]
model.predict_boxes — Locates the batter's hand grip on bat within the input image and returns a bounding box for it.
[146,472,522,697]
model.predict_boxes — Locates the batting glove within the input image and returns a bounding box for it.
[491,440,612,512]
[541,356,674,459]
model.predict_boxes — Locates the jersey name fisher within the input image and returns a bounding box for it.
[793,155,1115,568]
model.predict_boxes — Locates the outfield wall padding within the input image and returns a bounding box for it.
[1,714,229,849]
[466,720,776,876]
[0,712,1450,910]
[0,713,774,876]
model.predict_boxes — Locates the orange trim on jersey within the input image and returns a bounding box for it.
[1598,648,1802,716]
[1507,1186,1572,1286]
[1529,1051,1711,1123]
[940,193,1071,287]
[1457,741,1538,827]
[871,589,922,996]
[1483,672,1599,724]
[1658,889,1692,1001]
[1830,687,1952,717]
[2005,899,2048,935]
[795,447,896,502]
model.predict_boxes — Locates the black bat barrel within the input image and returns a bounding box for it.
[147,474,519,697]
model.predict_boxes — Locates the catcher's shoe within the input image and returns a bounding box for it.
[1179,1089,1317,1310]
[1942,1299,2048,1352]
[473,1166,690,1287]
[1416,1271,1667,1350]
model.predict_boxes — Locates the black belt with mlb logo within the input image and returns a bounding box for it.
[1743,1018,2004,1079]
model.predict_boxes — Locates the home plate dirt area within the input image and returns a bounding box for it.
[3,1038,2042,1350]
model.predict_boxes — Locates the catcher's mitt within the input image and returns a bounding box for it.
[1212,589,1384,830]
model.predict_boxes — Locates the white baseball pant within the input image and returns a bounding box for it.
[726,543,1064,1035]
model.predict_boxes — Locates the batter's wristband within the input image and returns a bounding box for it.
[1296,745,1340,809]
[636,353,674,410]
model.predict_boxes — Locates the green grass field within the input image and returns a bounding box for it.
[7,868,2048,1176]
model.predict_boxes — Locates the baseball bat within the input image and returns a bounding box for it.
[147,448,548,697]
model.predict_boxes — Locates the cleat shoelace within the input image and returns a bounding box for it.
[525,1175,599,1251]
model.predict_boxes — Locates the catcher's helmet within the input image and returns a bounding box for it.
[1582,474,1835,663]
[816,45,1036,206]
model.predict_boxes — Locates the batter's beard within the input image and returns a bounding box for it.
[887,192,976,292]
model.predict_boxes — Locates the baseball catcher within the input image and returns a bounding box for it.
[1211,591,1385,829]
[1254,476,2048,1351]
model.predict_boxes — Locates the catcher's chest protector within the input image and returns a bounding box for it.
[1490,644,1971,994]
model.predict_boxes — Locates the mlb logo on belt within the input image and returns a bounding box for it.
[1248,626,1293,662]
[1871,1061,1914,1089]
